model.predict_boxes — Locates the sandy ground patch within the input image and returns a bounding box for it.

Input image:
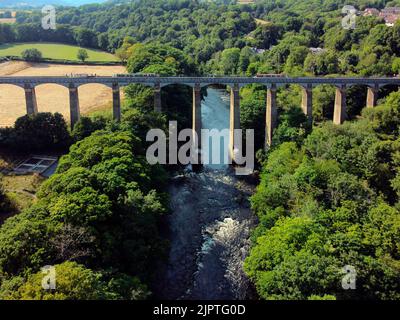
[0,61,126,127]
[0,61,32,75]
[0,18,16,24]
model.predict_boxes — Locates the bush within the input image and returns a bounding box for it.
[21,48,42,62]
[0,261,150,300]
[77,48,89,62]
[0,113,71,152]
[0,175,14,216]
[0,204,58,275]
[71,116,107,141]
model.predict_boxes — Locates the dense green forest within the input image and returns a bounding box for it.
[0,111,169,299]
[4,0,400,77]
[245,92,400,299]
[0,39,193,299]
[2,0,400,300]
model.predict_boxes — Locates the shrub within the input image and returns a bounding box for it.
[21,48,42,62]
[0,113,71,152]
[77,49,89,62]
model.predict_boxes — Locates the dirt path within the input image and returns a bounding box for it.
[0,61,126,127]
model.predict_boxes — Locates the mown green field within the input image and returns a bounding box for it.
[0,42,118,62]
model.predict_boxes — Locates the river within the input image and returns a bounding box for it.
[154,88,257,300]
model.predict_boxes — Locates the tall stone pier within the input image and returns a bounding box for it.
[154,83,162,112]
[112,83,121,121]
[192,83,202,163]
[334,85,347,125]
[265,84,277,148]
[367,85,379,108]
[24,84,38,115]
[301,84,313,123]
[229,83,240,162]
[69,84,80,129]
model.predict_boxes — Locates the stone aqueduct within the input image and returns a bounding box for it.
[1,75,399,155]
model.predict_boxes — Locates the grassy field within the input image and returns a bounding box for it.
[2,174,44,213]
[1,152,45,222]
[0,42,118,62]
